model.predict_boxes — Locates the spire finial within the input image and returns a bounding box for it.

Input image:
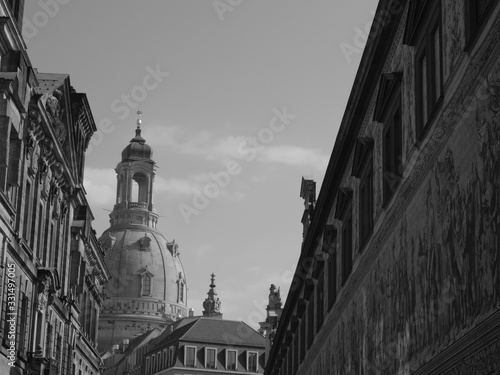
[203,273,221,316]
[136,110,142,128]
[135,110,142,138]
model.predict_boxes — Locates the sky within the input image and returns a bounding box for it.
[23,0,378,330]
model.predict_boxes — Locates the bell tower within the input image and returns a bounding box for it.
[111,111,159,229]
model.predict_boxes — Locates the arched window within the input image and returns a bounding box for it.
[132,172,148,203]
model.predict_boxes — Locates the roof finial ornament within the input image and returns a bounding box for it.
[135,110,143,138]
[203,273,222,317]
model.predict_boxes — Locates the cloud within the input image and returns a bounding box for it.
[146,124,247,161]
[259,145,329,171]
[146,124,329,172]
[83,168,116,206]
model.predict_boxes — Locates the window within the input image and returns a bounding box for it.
[293,333,299,372]
[383,100,402,204]
[466,0,496,46]
[359,156,373,247]
[415,4,442,137]
[151,354,156,373]
[163,349,168,369]
[185,346,196,367]
[141,274,152,296]
[157,351,162,370]
[145,357,150,375]
[316,273,324,331]
[169,346,176,366]
[206,348,216,369]
[247,351,258,372]
[22,181,32,241]
[300,317,306,362]
[307,292,314,349]
[178,281,184,303]
[342,210,353,284]
[226,349,237,370]
[325,227,337,309]
[334,188,353,284]
[352,138,374,248]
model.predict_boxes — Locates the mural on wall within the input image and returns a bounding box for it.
[303,58,500,375]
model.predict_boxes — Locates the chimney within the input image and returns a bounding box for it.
[189,308,195,317]
[300,178,316,240]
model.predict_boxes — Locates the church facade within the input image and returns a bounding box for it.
[97,117,189,352]
[266,0,500,374]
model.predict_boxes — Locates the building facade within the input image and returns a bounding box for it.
[266,0,500,374]
[142,317,268,375]
[97,117,189,352]
[0,2,111,374]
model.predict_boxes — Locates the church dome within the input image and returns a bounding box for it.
[99,228,186,315]
[121,127,153,162]
[98,114,187,352]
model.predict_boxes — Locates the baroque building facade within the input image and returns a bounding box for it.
[97,118,189,352]
[0,1,111,374]
[266,0,500,374]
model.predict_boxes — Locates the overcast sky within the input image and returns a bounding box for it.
[24,0,378,329]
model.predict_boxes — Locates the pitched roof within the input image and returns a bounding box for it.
[150,317,266,351]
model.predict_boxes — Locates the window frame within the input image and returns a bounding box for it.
[414,2,443,139]
[357,145,374,249]
[226,349,238,371]
[325,227,337,310]
[382,94,403,206]
[184,345,196,368]
[341,206,353,285]
[465,0,496,50]
[247,351,258,372]
[205,347,217,369]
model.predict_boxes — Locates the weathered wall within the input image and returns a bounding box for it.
[301,2,500,374]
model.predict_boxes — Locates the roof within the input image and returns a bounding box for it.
[150,317,267,352]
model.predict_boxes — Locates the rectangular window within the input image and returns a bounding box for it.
[359,155,373,247]
[316,273,324,331]
[342,211,353,284]
[383,100,402,205]
[157,351,162,370]
[307,293,314,349]
[163,349,168,369]
[18,293,28,354]
[300,318,306,362]
[22,181,31,241]
[185,346,196,367]
[247,351,258,372]
[415,5,442,138]
[466,0,495,45]
[169,347,175,366]
[293,332,299,372]
[226,349,237,370]
[327,242,337,309]
[206,348,216,369]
